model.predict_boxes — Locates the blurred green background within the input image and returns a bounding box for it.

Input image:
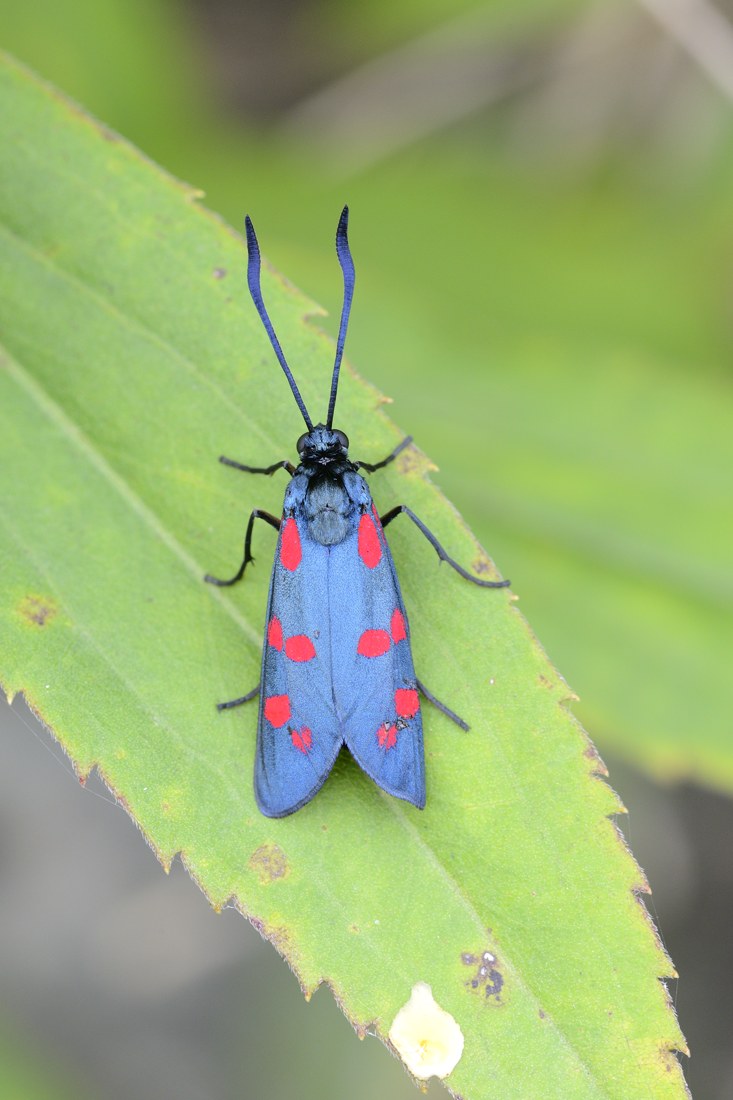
[2,0,732,1096]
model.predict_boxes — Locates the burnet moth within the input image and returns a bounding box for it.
[206,207,509,818]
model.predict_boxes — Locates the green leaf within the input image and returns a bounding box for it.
[0,53,687,1098]
[4,0,732,804]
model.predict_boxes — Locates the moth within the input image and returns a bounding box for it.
[206,207,509,817]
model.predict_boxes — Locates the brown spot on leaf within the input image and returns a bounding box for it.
[584,741,609,777]
[249,915,290,952]
[18,594,57,627]
[461,945,504,1002]
[269,924,290,951]
[249,842,289,884]
[396,444,428,476]
[212,267,227,279]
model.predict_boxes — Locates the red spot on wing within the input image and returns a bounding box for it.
[377,722,397,750]
[357,629,391,657]
[395,688,420,719]
[285,634,316,662]
[291,727,313,753]
[371,504,383,529]
[264,694,291,727]
[358,513,382,569]
[267,616,283,651]
[390,608,407,644]
[280,517,302,571]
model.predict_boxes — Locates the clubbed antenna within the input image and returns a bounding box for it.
[326,205,355,429]
[245,215,313,431]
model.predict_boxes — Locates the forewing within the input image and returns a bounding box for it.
[255,515,343,817]
[329,507,425,809]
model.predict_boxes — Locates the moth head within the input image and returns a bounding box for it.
[297,425,349,459]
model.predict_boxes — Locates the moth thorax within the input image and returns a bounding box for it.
[304,478,351,546]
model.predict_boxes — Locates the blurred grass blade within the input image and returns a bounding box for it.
[0,53,687,1099]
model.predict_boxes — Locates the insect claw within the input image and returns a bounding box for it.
[217,685,260,710]
[204,572,243,587]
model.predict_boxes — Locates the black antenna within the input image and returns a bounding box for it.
[326,205,355,429]
[245,215,314,432]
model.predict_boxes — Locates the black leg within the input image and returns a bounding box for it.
[356,435,413,473]
[218,684,260,711]
[220,455,296,477]
[416,678,469,731]
[380,505,510,589]
[204,509,280,587]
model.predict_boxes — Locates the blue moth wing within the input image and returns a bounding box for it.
[255,511,343,817]
[328,501,425,809]
[255,473,425,816]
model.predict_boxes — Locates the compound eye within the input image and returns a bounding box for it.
[296,433,310,454]
[334,430,349,450]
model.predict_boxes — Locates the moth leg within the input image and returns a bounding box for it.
[217,684,260,711]
[416,678,469,732]
[219,456,296,477]
[380,505,510,588]
[355,435,412,473]
[204,509,280,587]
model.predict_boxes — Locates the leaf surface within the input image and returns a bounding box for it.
[0,54,687,1099]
